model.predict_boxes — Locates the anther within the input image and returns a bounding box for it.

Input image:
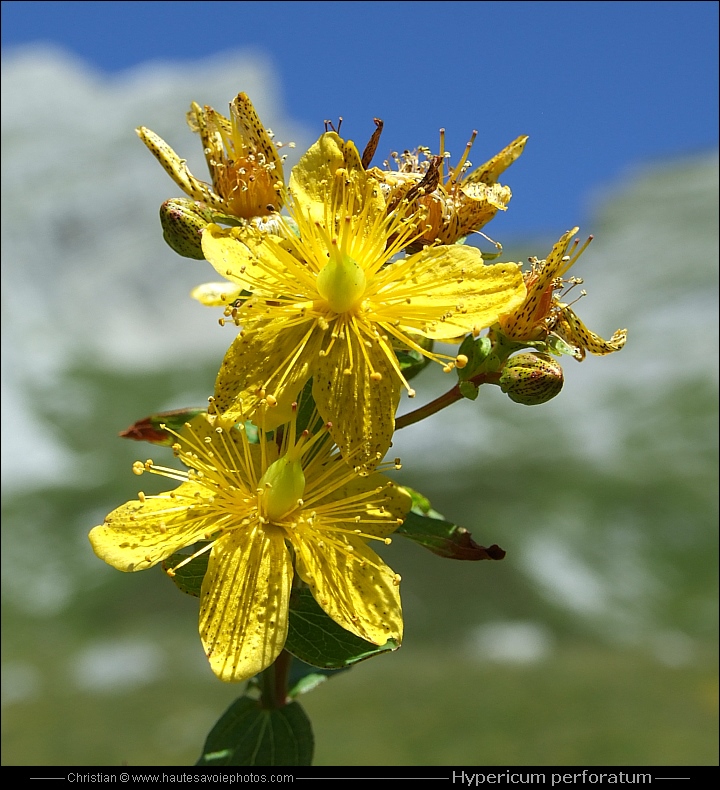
[455,354,469,369]
[138,491,146,503]
[370,371,383,382]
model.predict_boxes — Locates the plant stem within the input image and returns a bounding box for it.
[395,371,501,430]
[259,650,292,709]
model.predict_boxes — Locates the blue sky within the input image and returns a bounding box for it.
[2,0,718,236]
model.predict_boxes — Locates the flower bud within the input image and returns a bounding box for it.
[499,353,563,405]
[159,199,217,259]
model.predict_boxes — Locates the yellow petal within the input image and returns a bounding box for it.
[187,102,228,187]
[466,135,528,185]
[289,132,349,217]
[294,532,402,646]
[456,182,512,235]
[190,281,245,307]
[88,481,212,572]
[372,245,527,340]
[202,223,288,295]
[231,93,284,180]
[200,525,291,682]
[289,132,384,228]
[135,126,224,208]
[312,324,401,469]
[316,474,411,539]
[214,317,323,429]
[177,412,274,483]
[556,307,628,359]
[459,181,511,209]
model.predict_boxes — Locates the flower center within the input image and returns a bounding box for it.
[258,455,306,521]
[316,251,366,314]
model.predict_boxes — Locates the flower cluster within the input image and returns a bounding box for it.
[91,93,627,685]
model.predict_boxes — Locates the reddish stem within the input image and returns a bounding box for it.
[395,371,501,430]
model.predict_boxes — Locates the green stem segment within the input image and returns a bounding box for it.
[395,371,501,430]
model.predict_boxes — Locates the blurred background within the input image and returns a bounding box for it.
[1,0,717,767]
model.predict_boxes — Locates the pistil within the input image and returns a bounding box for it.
[316,242,367,314]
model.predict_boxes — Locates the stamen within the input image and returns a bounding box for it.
[448,130,478,185]
[439,128,446,184]
[455,354,469,369]
[166,540,217,575]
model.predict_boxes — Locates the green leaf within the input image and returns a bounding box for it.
[459,380,479,400]
[285,587,398,668]
[456,335,492,380]
[406,487,433,515]
[162,548,209,597]
[294,378,325,435]
[261,380,335,466]
[287,657,347,698]
[392,333,434,382]
[546,334,583,359]
[119,408,206,445]
[162,558,399,669]
[397,510,506,562]
[394,347,432,382]
[196,696,314,766]
[487,327,581,364]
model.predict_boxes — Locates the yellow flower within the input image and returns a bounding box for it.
[137,92,287,220]
[498,228,627,360]
[370,131,528,247]
[201,132,527,468]
[89,409,409,683]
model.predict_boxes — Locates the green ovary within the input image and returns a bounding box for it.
[316,253,367,313]
[259,456,306,521]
